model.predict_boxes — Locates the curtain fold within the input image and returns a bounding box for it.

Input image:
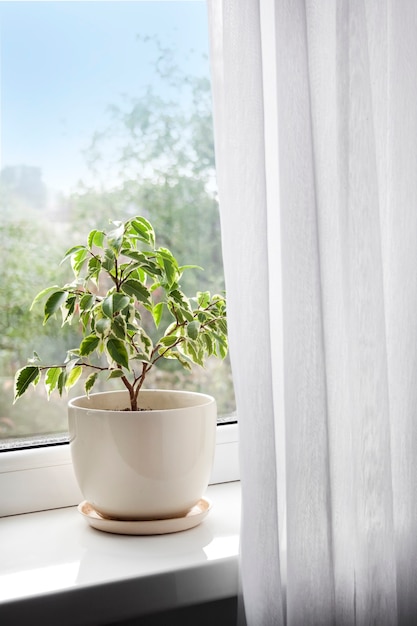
[208,0,417,624]
[207,2,284,624]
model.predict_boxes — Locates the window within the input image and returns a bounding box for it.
[0,0,236,452]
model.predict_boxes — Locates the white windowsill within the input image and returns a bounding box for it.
[0,481,241,625]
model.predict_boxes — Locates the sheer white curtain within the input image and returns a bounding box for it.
[208,1,417,624]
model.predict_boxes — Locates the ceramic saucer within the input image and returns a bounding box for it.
[77,498,212,535]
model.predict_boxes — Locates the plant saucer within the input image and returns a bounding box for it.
[78,497,212,535]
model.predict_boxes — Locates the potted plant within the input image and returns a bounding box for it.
[14,216,228,531]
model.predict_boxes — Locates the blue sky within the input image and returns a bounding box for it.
[0,1,210,192]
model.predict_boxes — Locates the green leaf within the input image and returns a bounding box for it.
[102,247,115,271]
[87,256,101,284]
[44,290,68,324]
[217,318,228,335]
[159,350,192,370]
[181,308,194,323]
[61,245,85,265]
[71,247,89,276]
[169,290,194,322]
[215,335,228,359]
[45,367,62,398]
[121,250,147,263]
[66,365,82,389]
[202,332,214,355]
[219,342,228,359]
[30,285,60,310]
[79,294,95,313]
[88,229,105,249]
[85,372,98,396]
[135,327,153,359]
[159,335,179,347]
[130,216,155,247]
[14,366,40,401]
[187,320,200,340]
[197,311,208,324]
[152,302,164,328]
[81,310,91,331]
[95,317,112,337]
[157,248,179,287]
[170,288,189,306]
[119,262,146,284]
[121,279,151,305]
[121,302,137,326]
[62,294,76,323]
[181,340,204,366]
[106,337,130,369]
[197,291,210,308]
[142,262,162,277]
[111,315,127,340]
[107,369,125,379]
[106,221,124,254]
[179,264,203,273]
[57,370,67,396]
[102,293,130,318]
[79,334,100,356]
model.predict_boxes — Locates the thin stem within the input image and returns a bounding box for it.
[37,363,110,373]
[132,362,149,409]
[114,258,120,289]
[120,373,137,410]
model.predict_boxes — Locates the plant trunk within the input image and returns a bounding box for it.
[130,394,138,411]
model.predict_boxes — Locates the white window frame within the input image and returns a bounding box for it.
[0,0,239,519]
[0,421,239,517]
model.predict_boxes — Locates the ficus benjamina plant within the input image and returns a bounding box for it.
[14,216,228,411]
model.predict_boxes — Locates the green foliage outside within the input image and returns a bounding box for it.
[0,42,235,442]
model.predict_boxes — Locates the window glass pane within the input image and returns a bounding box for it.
[0,0,235,446]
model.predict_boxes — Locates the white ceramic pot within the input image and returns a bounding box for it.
[68,389,217,521]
